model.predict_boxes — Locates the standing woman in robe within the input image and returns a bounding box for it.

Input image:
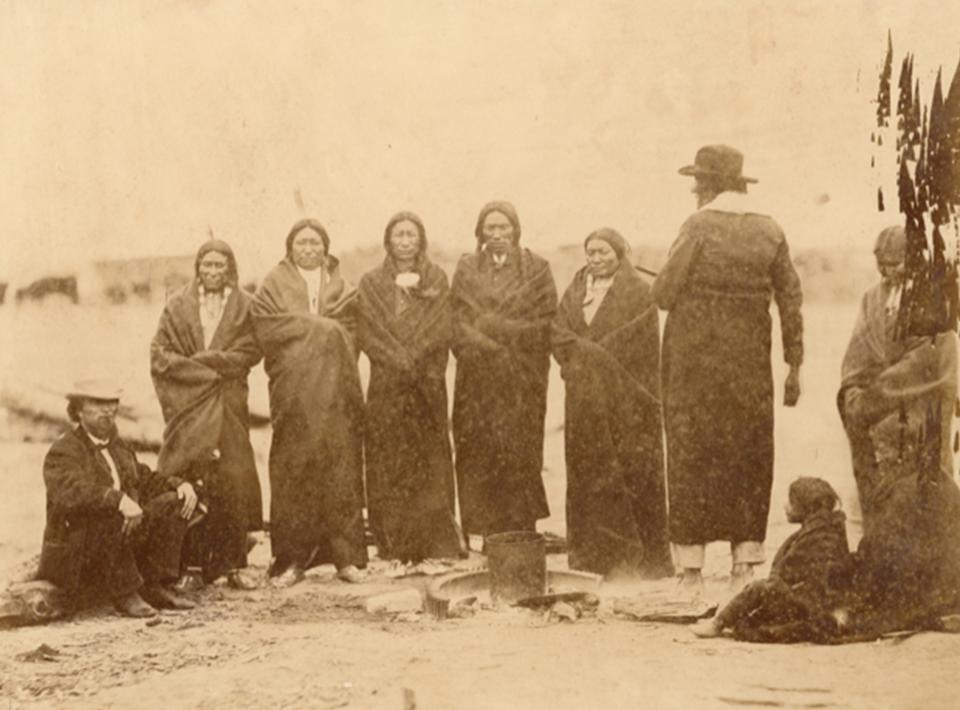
[653,146,803,592]
[358,211,465,562]
[451,201,558,539]
[251,219,367,587]
[552,229,673,578]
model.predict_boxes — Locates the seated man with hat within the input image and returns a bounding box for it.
[36,379,199,617]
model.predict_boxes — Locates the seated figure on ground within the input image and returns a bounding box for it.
[693,477,852,642]
[36,379,199,618]
[694,411,960,644]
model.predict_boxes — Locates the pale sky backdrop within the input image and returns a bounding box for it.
[1,0,959,281]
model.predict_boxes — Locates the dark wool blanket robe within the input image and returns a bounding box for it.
[151,279,264,577]
[358,255,464,562]
[721,510,853,643]
[252,257,367,573]
[838,278,957,523]
[552,262,672,577]
[151,281,263,528]
[450,248,557,536]
[653,201,803,545]
[849,460,960,638]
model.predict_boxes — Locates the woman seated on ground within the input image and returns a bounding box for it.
[693,477,852,642]
[552,228,672,579]
[357,211,465,564]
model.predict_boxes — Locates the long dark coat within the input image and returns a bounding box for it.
[450,248,557,536]
[251,257,367,573]
[552,262,672,577]
[653,200,803,545]
[358,255,464,562]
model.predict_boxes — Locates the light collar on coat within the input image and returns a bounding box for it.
[700,190,767,216]
[84,429,112,449]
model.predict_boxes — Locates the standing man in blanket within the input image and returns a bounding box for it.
[451,201,558,542]
[151,239,264,591]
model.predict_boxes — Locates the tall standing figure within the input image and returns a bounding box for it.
[251,219,367,587]
[653,146,803,591]
[553,228,673,578]
[151,239,263,591]
[358,211,465,562]
[838,225,958,530]
[451,201,558,539]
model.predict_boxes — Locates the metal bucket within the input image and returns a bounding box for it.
[485,531,546,603]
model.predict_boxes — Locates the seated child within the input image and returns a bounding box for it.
[692,477,853,642]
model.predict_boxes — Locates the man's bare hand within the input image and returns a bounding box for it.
[177,482,199,520]
[784,365,801,407]
[118,494,143,536]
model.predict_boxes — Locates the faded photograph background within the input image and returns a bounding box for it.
[2,2,960,708]
[2,0,958,278]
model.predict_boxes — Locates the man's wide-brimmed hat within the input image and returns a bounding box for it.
[678,145,758,184]
[66,378,122,402]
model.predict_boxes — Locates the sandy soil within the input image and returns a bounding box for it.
[4,564,960,710]
[2,300,959,709]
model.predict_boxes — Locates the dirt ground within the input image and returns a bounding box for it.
[3,301,960,709]
[3,559,960,710]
